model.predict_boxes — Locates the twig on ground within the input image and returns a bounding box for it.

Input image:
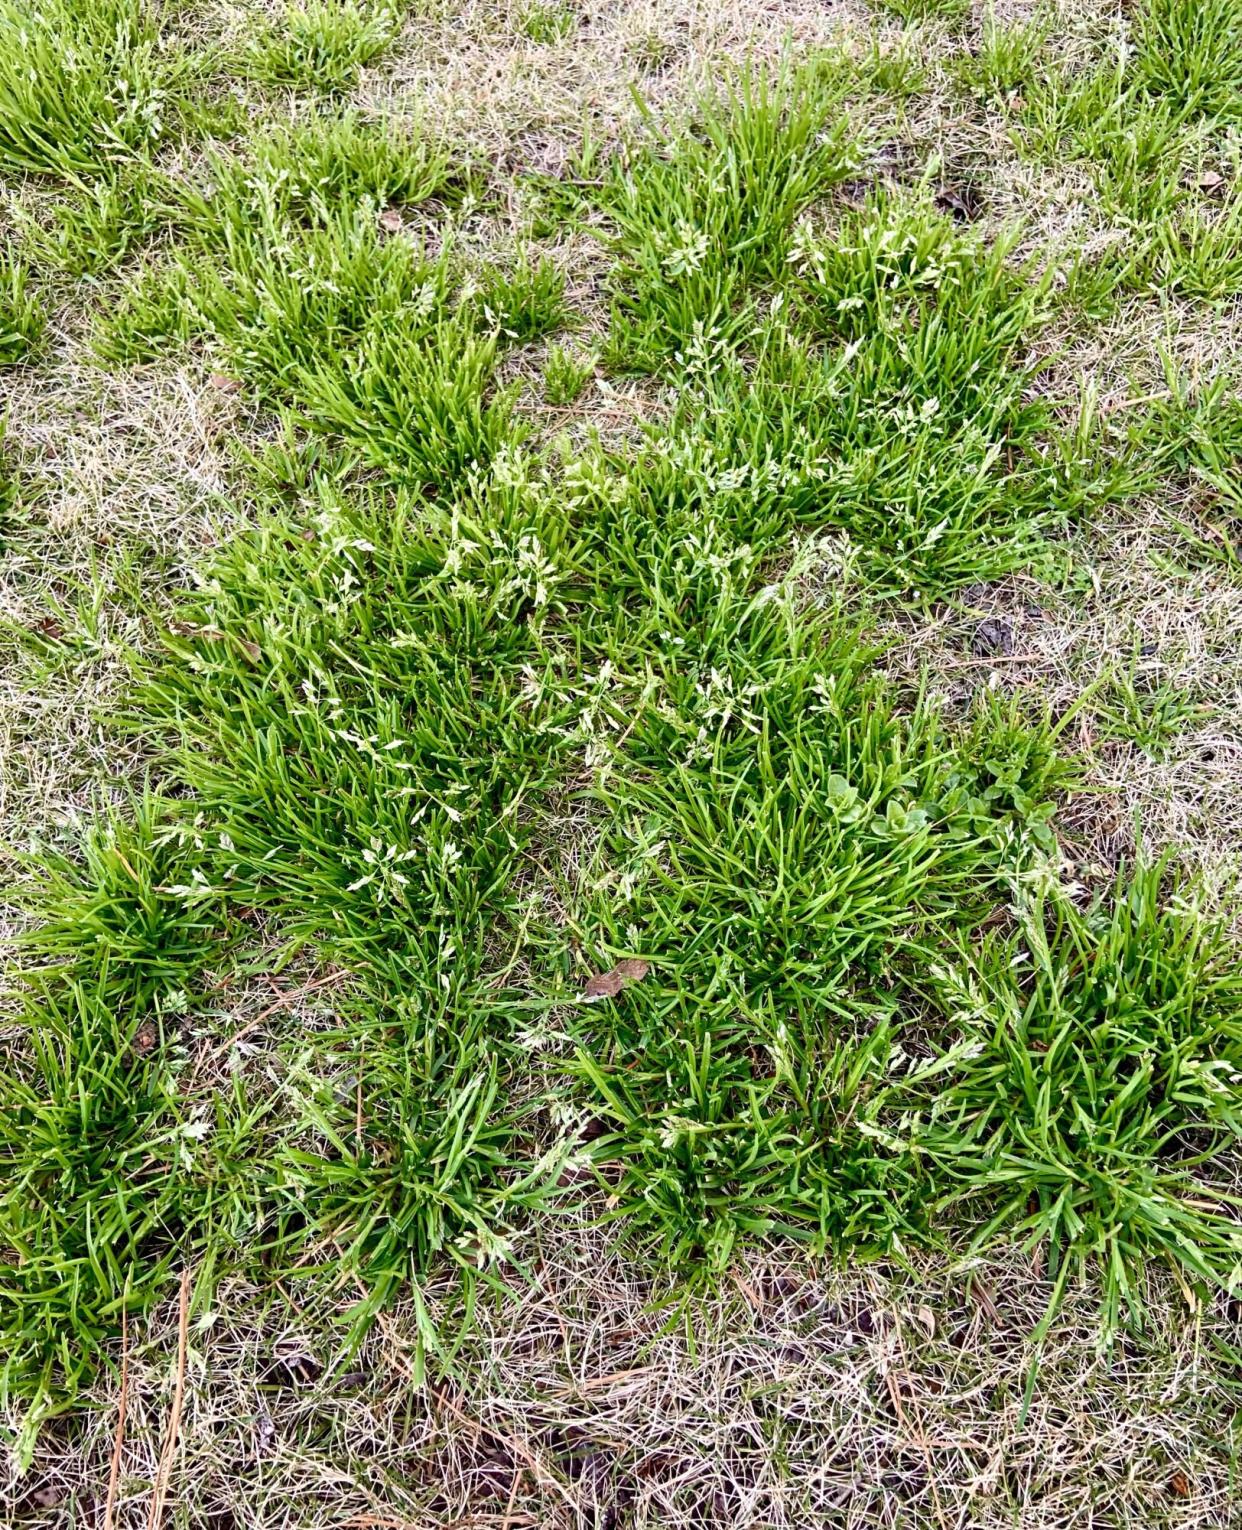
[103,1298,129,1530]
[196,969,350,1076]
[147,1267,192,1530]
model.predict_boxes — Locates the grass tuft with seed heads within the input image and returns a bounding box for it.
[3,5,1242,1512]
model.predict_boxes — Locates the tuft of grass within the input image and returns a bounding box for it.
[879,0,969,23]
[916,864,1242,1333]
[174,111,467,232]
[1015,5,1242,298]
[1132,0,1242,124]
[543,341,595,405]
[958,11,1049,102]
[472,252,571,344]
[288,309,517,484]
[0,0,186,181]
[596,61,863,368]
[518,0,575,44]
[0,803,253,1437]
[563,599,1072,1266]
[621,190,1070,595]
[14,165,160,276]
[93,112,500,484]
[0,254,45,364]
[1137,184,1242,300]
[242,0,401,94]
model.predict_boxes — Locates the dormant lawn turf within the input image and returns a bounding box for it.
[3,0,1242,1523]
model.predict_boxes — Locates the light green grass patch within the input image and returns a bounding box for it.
[0,0,189,181]
[5,29,1242,1486]
[241,0,402,94]
[0,254,45,364]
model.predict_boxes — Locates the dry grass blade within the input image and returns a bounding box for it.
[103,1299,128,1530]
[146,1268,191,1530]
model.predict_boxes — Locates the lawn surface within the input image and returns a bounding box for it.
[2,0,1242,1524]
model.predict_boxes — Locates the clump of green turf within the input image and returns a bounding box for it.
[0,253,44,364]
[562,596,1073,1266]
[14,167,160,277]
[6,44,1242,1466]
[1011,0,1242,300]
[583,190,1069,596]
[241,0,401,94]
[916,864,1242,1332]
[1131,0,1242,124]
[0,0,187,181]
[596,61,864,368]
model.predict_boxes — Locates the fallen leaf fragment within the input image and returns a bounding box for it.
[584,969,625,999]
[614,957,650,982]
[583,958,651,999]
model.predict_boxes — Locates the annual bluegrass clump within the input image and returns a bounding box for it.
[14,166,161,277]
[597,61,863,368]
[915,865,1242,1332]
[594,189,1072,596]
[563,596,1073,1266]
[8,44,1242,1461]
[1131,0,1242,125]
[175,111,465,232]
[542,342,595,405]
[0,253,45,364]
[0,802,263,1451]
[1137,184,1242,300]
[1,469,584,1434]
[956,10,1049,103]
[95,113,511,484]
[0,0,186,181]
[518,1,576,44]
[242,0,401,93]
[0,417,22,534]
[879,0,969,23]
[1013,0,1242,299]
[471,253,571,344]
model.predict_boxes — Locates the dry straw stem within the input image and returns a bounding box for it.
[102,1299,128,1530]
[146,1268,191,1530]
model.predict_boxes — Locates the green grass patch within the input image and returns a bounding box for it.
[594,62,864,368]
[917,865,1242,1333]
[0,0,190,181]
[241,0,401,94]
[0,254,45,364]
[5,42,1242,1466]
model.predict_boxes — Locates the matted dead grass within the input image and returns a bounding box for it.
[5,1216,1237,1528]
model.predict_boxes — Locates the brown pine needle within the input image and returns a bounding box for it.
[103,1299,129,1530]
[147,1267,192,1530]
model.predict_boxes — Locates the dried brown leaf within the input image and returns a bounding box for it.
[583,958,651,999]
[613,957,650,982]
[584,969,625,999]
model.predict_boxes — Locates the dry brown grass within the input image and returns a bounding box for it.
[4,1214,1238,1528]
